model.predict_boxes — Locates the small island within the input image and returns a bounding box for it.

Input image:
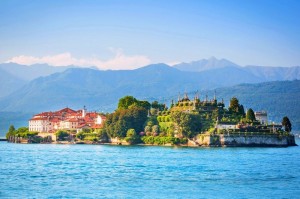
[6,94,296,147]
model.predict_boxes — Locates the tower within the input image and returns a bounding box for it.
[82,105,87,117]
[214,90,216,101]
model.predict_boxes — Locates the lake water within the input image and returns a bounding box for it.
[1,140,300,198]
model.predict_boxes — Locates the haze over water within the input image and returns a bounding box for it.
[1,141,299,198]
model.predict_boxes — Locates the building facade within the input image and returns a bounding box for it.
[255,111,268,124]
[29,107,106,133]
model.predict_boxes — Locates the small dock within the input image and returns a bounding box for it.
[0,137,7,141]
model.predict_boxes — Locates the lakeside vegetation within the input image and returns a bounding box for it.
[6,95,294,146]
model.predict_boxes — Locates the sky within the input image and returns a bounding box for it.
[0,0,300,70]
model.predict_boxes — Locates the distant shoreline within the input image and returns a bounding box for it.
[6,134,297,147]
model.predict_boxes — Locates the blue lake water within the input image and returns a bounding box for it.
[1,140,300,198]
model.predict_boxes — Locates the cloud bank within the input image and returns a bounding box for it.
[6,50,151,70]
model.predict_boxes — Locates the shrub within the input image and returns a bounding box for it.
[146,131,152,136]
[141,136,188,145]
[144,126,151,133]
[157,116,162,122]
[55,130,70,141]
[125,129,140,144]
[152,125,160,133]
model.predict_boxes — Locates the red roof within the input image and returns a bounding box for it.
[91,124,103,129]
[30,118,49,121]
[29,107,106,130]
[57,107,76,114]
[66,118,79,122]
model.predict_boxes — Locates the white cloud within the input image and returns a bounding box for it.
[5,50,151,70]
[166,61,181,66]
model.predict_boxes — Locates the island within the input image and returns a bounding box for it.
[6,94,296,147]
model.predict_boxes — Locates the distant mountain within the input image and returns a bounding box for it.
[244,65,300,81]
[0,63,74,81]
[0,63,265,113]
[0,63,77,98]
[0,67,26,98]
[173,57,239,72]
[173,57,300,81]
[0,79,299,136]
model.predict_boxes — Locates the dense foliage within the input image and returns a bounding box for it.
[125,129,140,144]
[229,97,245,116]
[55,130,70,141]
[6,125,38,140]
[170,111,202,138]
[141,136,187,145]
[118,96,150,110]
[246,108,256,122]
[104,106,148,138]
[282,116,292,132]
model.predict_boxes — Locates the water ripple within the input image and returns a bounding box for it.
[0,141,300,198]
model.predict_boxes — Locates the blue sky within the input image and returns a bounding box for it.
[0,0,300,69]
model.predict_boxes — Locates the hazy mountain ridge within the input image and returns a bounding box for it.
[0,63,264,112]
[0,63,79,99]
[1,59,299,101]
[0,79,299,135]
[173,58,300,81]
[244,65,300,81]
[0,67,27,98]
[0,60,299,131]
[0,63,75,81]
[173,57,239,72]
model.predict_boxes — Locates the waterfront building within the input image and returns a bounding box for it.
[29,107,106,133]
[255,111,268,124]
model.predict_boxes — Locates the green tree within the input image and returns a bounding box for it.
[76,131,85,140]
[170,111,201,138]
[118,96,138,109]
[97,129,108,142]
[137,100,151,110]
[104,106,148,138]
[6,125,16,139]
[55,130,70,141]
[246,108,256,122]
[152,125,159,133]
[125,129,140,144]
[238,105,245,116]
[229,97,239,113]
[144,125,151,133]
[282,116,292,132]
[8,125,15,133]
[151,101,165,111]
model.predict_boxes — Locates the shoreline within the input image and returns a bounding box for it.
[6,134,298,147]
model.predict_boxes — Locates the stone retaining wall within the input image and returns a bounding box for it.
[196,134,296,147]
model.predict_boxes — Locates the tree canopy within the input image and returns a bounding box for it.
[282,116,292,132]
[229,97,245,116]
[246,108,256,122]
[151,101,165,111]
[104,106,148,138]
[8,125,15,133]
[118,96,138,109]
[170,111,201,138]
[118,96,151,110]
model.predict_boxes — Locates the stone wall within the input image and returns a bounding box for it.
[196,134,296,147]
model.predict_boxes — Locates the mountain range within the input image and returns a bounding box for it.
[173,57,300,81]
[0,63,73,97]
[1,59,300,102]
[0,58,299,134]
